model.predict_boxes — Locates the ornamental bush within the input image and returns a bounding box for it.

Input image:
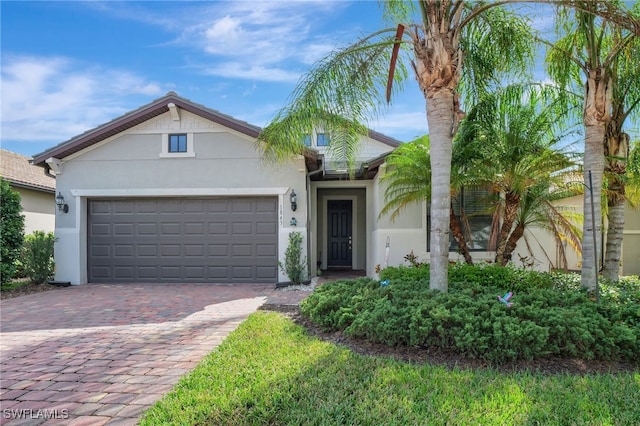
[0,179,25,286]
[300,265,640,364]
[22,231,56,284]
[280,231,307,285]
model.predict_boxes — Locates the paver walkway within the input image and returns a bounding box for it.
[0,283,301,426]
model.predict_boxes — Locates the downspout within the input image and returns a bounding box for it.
[43,164,56,179]
[306,157,325,276]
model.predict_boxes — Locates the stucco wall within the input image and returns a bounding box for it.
[369,168,426,276]
[622,203,640,276]
[52,110,307,284]
[14,187,55,234]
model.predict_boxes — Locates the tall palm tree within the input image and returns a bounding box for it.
[546,0,638,291]
[601,6,640,280]
[258,1,534,292]
[603,139,640,280]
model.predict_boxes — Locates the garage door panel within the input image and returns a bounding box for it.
[114,266,135,279]
[114,245,134,257]
[160,244,181,257]
[138,266,159,280]
[256,266,278,280]
[161,223,181,235]
[138,223,157,235]
[184,244,205,256]
[137,244,157,257]
[88,197,278,283]
[184,222,205,234]
[208,223,229,234]
[91,223,111,236]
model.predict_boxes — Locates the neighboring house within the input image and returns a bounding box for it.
[1,149,56,234]
[31,92,639,285]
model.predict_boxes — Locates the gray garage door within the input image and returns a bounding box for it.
[88,197,278,283]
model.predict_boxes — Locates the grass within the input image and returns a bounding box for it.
[141,311,640,425]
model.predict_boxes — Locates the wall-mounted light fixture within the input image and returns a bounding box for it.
[56,192,69,213]
[290,217,297,226]
[290,189,297,212]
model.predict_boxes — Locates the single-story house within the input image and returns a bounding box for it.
[31,93,639,284]
[1,149,56,234]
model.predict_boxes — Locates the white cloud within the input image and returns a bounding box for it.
[176,1,348,81]
[1,55,166,143]
[77,1,354,83]
[204,62,302,84]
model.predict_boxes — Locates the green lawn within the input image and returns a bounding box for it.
[141,311,640,425]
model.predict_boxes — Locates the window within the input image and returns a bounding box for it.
[160,133,194,158]
[427,186,494,252]
[169,134,187,153]
[317,133,330,146]
[303,134,312,146]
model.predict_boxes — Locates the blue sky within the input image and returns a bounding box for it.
[0,0,571,158]
[3,0,432,157]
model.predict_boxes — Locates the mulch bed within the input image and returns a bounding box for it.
[265,305,640,376]
[0,281,63,300]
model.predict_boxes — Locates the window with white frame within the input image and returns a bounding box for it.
[160,133,195,157]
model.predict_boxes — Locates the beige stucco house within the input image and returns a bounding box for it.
[31,93,639,285]
[1,149,56,234]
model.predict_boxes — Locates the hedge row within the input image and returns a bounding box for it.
[300,264,640,364]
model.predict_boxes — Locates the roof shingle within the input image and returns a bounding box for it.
[0,149,55,192]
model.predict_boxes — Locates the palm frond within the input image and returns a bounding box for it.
[258,28,408,167]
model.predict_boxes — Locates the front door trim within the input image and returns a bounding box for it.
[321,195,357,270]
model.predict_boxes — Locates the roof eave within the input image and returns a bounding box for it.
[31,93,262,166]
[6,179,55,193]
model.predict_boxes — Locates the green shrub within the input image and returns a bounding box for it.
[22,231,56,284]
[0,178,25,286]
[301,265,640,364]
[279,231,307,285]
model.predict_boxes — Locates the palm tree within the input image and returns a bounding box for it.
[603,139,640,280]
[546,0,638,291]
[381,84,582,268]
[378,135,476,265]
[258,1,534,292]
[454,84,582,266]
[601,7,640,280]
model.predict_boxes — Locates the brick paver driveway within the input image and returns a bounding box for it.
[0,283,274,425]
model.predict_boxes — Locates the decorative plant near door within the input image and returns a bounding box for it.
[280,231,307,285]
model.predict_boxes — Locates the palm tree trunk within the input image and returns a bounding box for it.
[495,192,520,266]
[603,195,625,281]
[426,89,455,292]
[581,124,606,291]
[602,130,629,281]
[501,222,526,266]
[450,205,473,265]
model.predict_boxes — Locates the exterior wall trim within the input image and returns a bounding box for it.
[71,187,289,197]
